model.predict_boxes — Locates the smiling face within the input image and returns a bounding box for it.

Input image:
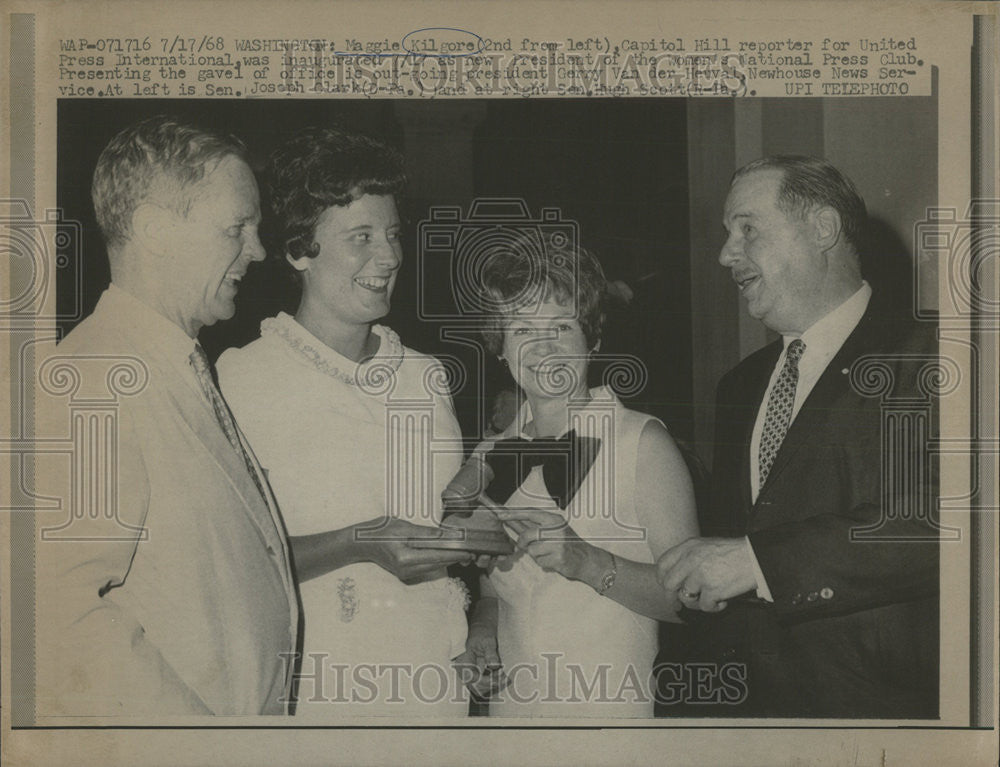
[501,298,593,402]
[292,194,403,330]
[719,168,828,335]
[169,155,265,336]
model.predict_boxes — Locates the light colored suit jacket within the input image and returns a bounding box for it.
[34,286,299,717]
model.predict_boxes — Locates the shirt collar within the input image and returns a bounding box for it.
[784,281,872,357]
[104,283,200,364]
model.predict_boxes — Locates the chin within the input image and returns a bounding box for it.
[210,304,237,325]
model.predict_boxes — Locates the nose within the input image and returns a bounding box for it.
[374,236,402,271]
[533,331,561,356]
[246,230,266,262]
[718,232,741,267]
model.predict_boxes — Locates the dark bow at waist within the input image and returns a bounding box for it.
[482,429,601,509]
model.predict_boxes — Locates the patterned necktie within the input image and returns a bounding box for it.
[483,430,602,509]
[758,338,806,488]
[189,344,268,503]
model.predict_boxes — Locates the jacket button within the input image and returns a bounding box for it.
[820,587,834,600]
[790,593,802,605]
[806,591,819,602]
[722,647,736,659]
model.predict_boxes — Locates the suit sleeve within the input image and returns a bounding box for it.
[35,397,211,717]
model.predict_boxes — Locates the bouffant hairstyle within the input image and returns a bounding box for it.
[478,231,607,356]
[267,127,406,264]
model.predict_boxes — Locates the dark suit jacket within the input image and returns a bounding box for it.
[688,302,940,718]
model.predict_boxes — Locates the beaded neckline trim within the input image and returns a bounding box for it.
[261,313,404,387]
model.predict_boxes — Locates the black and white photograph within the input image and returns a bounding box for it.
[2,1,996,765]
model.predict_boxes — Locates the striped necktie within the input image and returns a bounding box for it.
[758,338,806,488]
[189,344,268,503]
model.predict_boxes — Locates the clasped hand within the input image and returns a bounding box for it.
[356,517,474,584]
[453,621,508,698]
[655,537,757,612]
[493,508,594,582]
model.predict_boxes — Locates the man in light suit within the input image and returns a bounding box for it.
[35,117,299,717]
[656,156,938,718]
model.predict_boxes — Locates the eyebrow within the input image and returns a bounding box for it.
[723,211,753,228]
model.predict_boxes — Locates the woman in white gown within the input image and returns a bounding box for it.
[217,128,473,719]
[463,234,699,718]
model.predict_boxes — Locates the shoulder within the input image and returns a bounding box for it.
[634,416,684,468]
[608,401,681,463]
[397,342,454,394]
[57,304,127,356]
[717,340,781,396]
[216,333,288,402]
[217,334,280,377]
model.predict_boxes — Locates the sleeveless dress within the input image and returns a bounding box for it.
[486,386,661,718]
[217,312,469,719]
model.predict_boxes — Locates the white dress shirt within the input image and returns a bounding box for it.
[746,282,872,600]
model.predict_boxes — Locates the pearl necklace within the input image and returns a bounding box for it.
[261,312,404,387]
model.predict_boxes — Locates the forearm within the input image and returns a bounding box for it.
[289,526,366,583]
[577,545,682,622]
[469,596,499,630]
[470,575,500,630]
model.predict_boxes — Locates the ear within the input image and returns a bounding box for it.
[286,252,310,272]
[131,202,173,256]
[812,205,842,252]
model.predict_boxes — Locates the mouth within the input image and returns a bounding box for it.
[527,361,564,375]
[354,275,391,292]
[222,272,244,288]
[734,272,760,292]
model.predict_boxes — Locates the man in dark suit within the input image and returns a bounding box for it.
[656,156,939,718]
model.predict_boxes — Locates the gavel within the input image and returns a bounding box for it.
[437,455,513,555]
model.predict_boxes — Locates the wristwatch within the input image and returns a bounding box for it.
[595,552,618,596]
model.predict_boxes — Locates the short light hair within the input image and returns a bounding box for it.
[478,231,607,356]
[733,155,868,253]
[92,115,248,249]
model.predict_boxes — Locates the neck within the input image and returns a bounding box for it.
[795,275,864,334]
[526,387,592,438]
[295,299,375,363]
[112,270,200,339]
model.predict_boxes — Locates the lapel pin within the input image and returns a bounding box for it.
[841,368,849,375]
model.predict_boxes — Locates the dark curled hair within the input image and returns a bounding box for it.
[733,155,868,254]
[478,231,607,356]
[267,127,406,263]
[92,115,247,249]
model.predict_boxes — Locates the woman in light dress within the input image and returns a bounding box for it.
[217,128,473,718]
[463,234,698,718]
